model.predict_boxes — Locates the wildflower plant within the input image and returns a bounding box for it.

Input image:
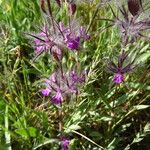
[0,0,149,149]
[28,0,90,148]
[27,0,149,149]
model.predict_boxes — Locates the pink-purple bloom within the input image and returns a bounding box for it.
[59,21,89,50]
[107,51,135,84]
[40,69,86,104]
[66,36,80,50]
[113,73,124,84]
[31,19,89,58]
[33,27,53,55]
[41,88,51,96]
[70,70,86,83]
[51,89,63,105]
[61,138,70,150]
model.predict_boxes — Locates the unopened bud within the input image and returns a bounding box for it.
[55,0,61,7]
[52,46,62,61]
[128,0,141,16]
[68,2,76,15]
[40,0,47,14]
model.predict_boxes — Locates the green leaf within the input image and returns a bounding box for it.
[65,124,81,133]
[133,105,149,110]
[127,82,150,91]
[144,123,150,132]
[109,90,139,107]
[33,138,59,150]
[136,51,150,63]
[99,116,112,122]
[15,127,38,138]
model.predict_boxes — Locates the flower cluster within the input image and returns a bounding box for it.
[104,0,150,45]
[41,69,86,105]
[32,20,89,60]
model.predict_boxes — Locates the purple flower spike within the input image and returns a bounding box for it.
[113,73,124,84]
[61,138,70,150]
[41,88,51,96]
[51,89,63,105]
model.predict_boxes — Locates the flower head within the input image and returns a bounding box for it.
[51,89,63,105]
[40,69,86,104]
[107,51,135,84]
[59,20,89,50]
[66,36,80,50]
[61,137,70,150]
[33,27,52,55]
[41,88,51,96]
[113,73,124,84]
[103,0,150,45]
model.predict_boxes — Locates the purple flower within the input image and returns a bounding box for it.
[41,88,51,96]
[102,0,150,45]
[61,138,70,150]
[107,51,135,84]
[68,70,86,94]
[33,27,53,55]
[79,26,90,40]
[51,89,63,105]
[70,70,86,83]
[70,70,78,82]
[66,36,80,50]
[118,1,149,44]
[29,24,65,60]
[40,69,86,104]
[58,20,89,50]
[31,19,89,56]
[113,73,124,84]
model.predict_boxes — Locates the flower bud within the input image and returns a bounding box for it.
[128,0,141,16]
[51,46,62,61]
[40,0,47,14]
[55,0,61,7]
[68,2,76,15]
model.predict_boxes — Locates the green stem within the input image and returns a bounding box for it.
[86,3,101,34]
[5,105,12,150]
[46,0,56,33]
